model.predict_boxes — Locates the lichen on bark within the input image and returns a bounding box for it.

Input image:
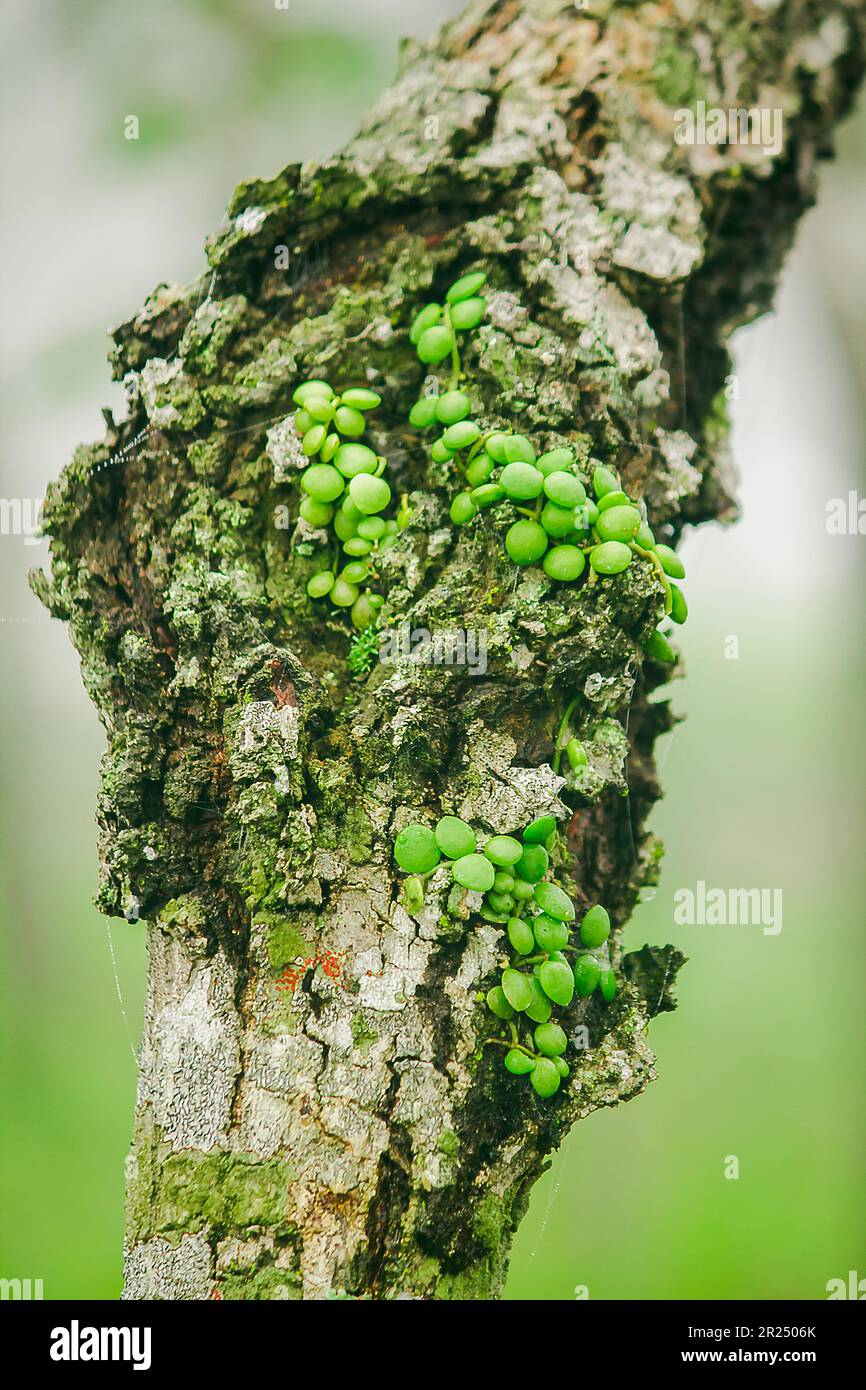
[33,0,864,1299]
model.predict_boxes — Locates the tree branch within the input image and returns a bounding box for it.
[33,0,864,1299]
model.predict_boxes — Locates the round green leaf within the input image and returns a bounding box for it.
[302,464,344,503]
[351,594,379,630]
[451,853,496,892]
[592,464,620,497]
[655,544,686,579]
[449,296,486,330]
[645,628,676,663]
[534,1022,568,1057]
[299,496,335,528]
[504,1048,536,1075]
[543,472,585,507]
[515,843,549,883]
[507,917,536,955]
[505,520,548,566]
[417,325,454,363]
[590,541,632,575]
[486,985,515,1020]
[330,577,359,608]
[503,434,536,465]
[543,545,586,582]
[539,959,575,1006]
[340,388,381,411]
[537,447,575,476]
[394,824,441,874]
[531,1057,561,1097]
[501,968,533,1012]
[293,380,334,407]
[409,303,442,344]
[580,904,611,948]
[349,473,391,515]
[435,390,472,424]
[409,396,439,428]
[501,462,545,500]
[450,492,477,525]
[443,420,481,450]
[446,271,487,303]
[533,914,569,952]
[306,571,334,599]
[334,405,366,437]
[523,815,556,844]
[434,816,476,860]
[596,504,641,543]
[670,583,688,625]
[534,881,575,921]
[483,835,523,867]
[573,954,601,997]
[541,501,579,538]
[333,443,379,478]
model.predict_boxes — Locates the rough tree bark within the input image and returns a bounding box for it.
[34,0,863,1300]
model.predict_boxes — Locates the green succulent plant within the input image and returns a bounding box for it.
[393,810,617,1099]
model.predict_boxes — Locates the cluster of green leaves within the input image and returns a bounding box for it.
[291,379,404,631]
[393,813,616,1099]
[407,271,488,379]
[290,270,687,660]
[406,271,687,656]
[347,623,381,680]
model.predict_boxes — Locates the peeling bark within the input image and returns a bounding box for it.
[34,0,864,1300]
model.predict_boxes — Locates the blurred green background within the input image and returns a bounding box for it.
[1,0,863,1300]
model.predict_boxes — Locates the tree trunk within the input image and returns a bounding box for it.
[33,0,863,1300]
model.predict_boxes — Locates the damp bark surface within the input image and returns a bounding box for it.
[35,0,864,1300]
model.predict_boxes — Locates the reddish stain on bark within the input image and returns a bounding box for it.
[269,659,298,708]
[276,949,346,995]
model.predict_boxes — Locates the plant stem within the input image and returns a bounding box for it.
[445,307,462,388]
[632,541,673,615]
[552,695,580,774]
[485,1036,537,1059]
